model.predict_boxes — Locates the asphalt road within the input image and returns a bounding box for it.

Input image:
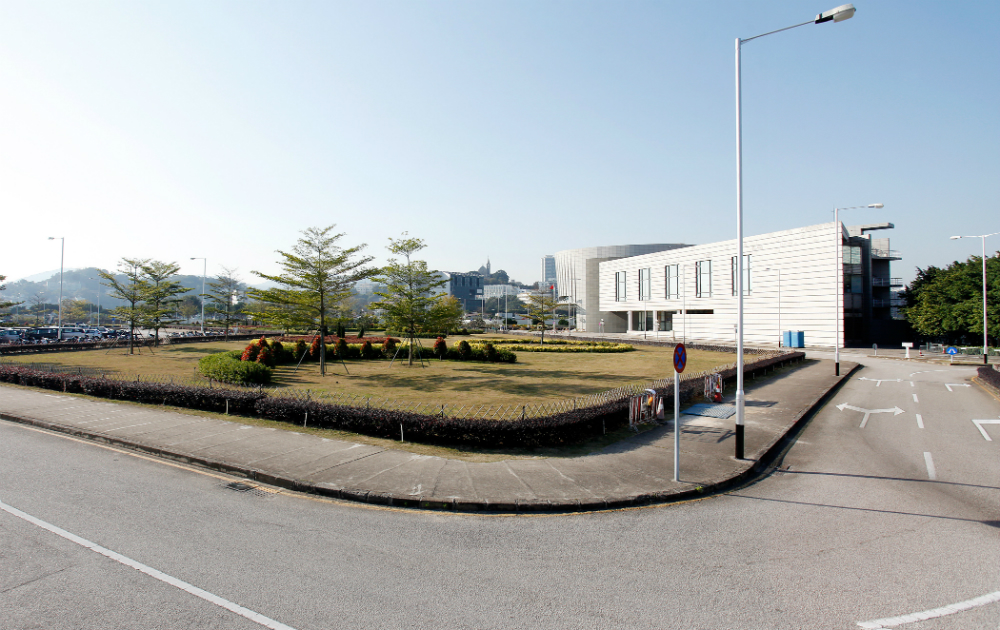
[1,354,997,629]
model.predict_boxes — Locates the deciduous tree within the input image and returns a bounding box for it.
[370,235,450,366]
[903,252,1000,345]
[206,266,244,340]
[524,293,559,344]
[249,226,375,375]
[141,260,191,345]
[100,259,151,354]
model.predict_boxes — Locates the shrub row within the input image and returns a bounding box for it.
[0,365,267,414]
[198,351,272,385]
[977,366,1000,393]
[490,342,634,353]
[0,352,805,449]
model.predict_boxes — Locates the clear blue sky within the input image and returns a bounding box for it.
[2,1,996,288]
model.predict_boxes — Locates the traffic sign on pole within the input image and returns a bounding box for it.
[673,343,687,374]
[672,343,685,481]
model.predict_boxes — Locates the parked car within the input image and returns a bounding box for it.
[0,329,23,343]
[25,327,60,342]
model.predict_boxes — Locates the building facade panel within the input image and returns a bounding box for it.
[598,223,844,346]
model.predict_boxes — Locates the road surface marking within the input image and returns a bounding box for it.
[972,419,1000,441]
[909,381,914,387]
[858,377,901,387]
[923,452,936,480]
[836,404,905,428]
[907,369,950,378]
[915,414,923,429]
[857,590,1000,628]
[0,499,298,630]
[945,383,971,392]
[912,394,918,403]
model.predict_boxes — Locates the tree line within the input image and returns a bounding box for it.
[902,252,999,346]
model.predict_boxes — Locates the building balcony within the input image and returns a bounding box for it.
[871,248,902,260]
[872,277,903,287]
[873,297,907,308]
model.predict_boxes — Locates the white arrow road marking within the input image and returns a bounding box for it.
[837,403,905,428]
[944,383,971,392]
[972,419,1000,441]
[857,590,1000,629]
[858,377,902,387]
[908,369,949,378]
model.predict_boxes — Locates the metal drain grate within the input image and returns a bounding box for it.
[222,481,277,498]
[682,403,737,419]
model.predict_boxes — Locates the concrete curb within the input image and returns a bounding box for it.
[0,363,859,514]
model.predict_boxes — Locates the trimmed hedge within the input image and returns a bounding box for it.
[0,352,805,449]
[491,342,633,353]
[977,366,1000,392]
[199,351,272,385]
[0,365,267,415]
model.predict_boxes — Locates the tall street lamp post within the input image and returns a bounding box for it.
[191,257,206,335]
[950,232,999,365]
[48,237,65,340]
[89,276,102,327]
[734,3,856,459]
[833,203,883,376]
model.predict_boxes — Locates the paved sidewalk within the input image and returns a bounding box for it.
[0,359,856,512]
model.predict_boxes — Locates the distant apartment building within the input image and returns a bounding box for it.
[440,271,484,310]
[540,255,557,294]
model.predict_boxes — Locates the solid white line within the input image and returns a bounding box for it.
[857,590,1000,628]
[915,414,923,429]
[0,499,297,630]
[923,452,936,480]
[912,394,918,403]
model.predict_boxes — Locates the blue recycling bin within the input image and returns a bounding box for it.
[783,331,805,348]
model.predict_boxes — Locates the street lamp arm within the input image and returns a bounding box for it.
[741,19,814,44]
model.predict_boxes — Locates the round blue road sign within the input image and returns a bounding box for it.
[673,343,687,373]
[946,346,959,355]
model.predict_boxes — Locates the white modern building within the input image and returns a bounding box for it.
[554,221,902,347]
[553,244,690,333]
[483,284,519,299]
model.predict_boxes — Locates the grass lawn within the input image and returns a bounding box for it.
[0,334,759,461]
[3,334,735,406]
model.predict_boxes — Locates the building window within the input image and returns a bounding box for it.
[638,268,651,301]
[615,271,627,302]
[696,260,712,298]
[665,264,679,299]
[731,254,751,296]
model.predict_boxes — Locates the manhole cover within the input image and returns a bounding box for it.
[224,482,256,492]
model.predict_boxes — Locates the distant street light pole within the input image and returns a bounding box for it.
[191,257,206,335]
[48,236,65,340]
[834,203,883,376]
[735,3,856,459]
[89,276,102,327]
[950,232,999,365]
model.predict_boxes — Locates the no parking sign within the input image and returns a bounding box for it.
[673,343,687,373]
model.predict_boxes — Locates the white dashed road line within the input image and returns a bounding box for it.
[923,452,936,480]
[915,414,923,429]
[857,590,1000,628]
[912,393,918,403]
[0,499,298,630]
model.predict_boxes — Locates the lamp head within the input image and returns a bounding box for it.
[950,236,962,240]
[816,4,856,23]
[868,203,884,209]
